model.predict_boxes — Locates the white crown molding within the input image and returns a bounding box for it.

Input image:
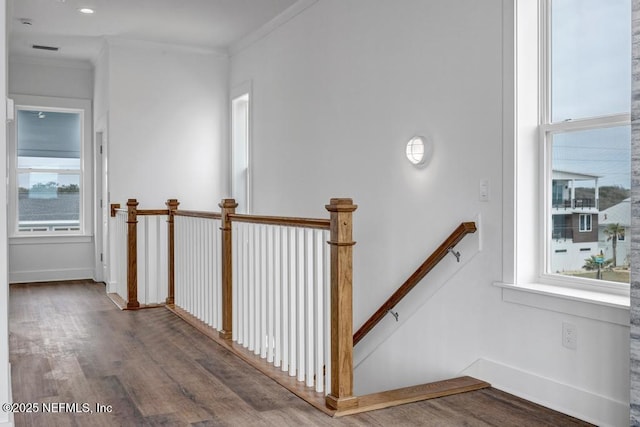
[105,36,228,58]
[8,54,93,70]
[228,0,319,56]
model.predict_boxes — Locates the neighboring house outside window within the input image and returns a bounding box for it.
[598,198,630,268]
[543,0,630,284]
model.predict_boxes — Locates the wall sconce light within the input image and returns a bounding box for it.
[405,135,432,166]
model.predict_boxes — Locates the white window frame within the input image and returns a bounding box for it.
[8,95,93,239]
[498,0,630,315]
[539,0,630,290]
[230,81,252,214]
[578,214,592,233]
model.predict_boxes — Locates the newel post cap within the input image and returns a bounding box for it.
[325,198,357,212]
[219,199,238,209]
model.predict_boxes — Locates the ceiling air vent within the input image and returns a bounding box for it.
[32,45,59,52]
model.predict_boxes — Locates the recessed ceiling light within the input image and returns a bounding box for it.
[78,8,95,14]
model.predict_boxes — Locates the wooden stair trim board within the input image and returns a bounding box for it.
[165,304,336,417]
[106,293,165,311]
[107,292,127,309]
[334,376,491,417]
[164,305,490,418]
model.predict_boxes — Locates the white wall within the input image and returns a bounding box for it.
[0,0,11,423]
[7,58,95,283]
[104,40,229,211]
[230,1,629,425]
[9,56,93,99]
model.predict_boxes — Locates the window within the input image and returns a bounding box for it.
[543,0,630,284]
[578,214,591,233]
[8,96,92,237]
[16,109,82,233]
[231,82,251,214]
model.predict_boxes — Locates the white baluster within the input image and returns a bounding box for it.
[215,219,222,329]
[297,227,305,382]
[238,223,249,347]
[174,216,180,307]
[205,218,212,327]
[190,217,195,314]
[199,218,205,321]
[248,223,256,352]
[281,226,290,373]
[193,218,198,314]
[314,228,324,393]
[182,217,188,312]
[232,222,239,342]
[323,228,331,396]
[178,216,185,309]
[305,228,314,388]
[273,226,281,368]
[260,225,267,359]
[289,227,297,377]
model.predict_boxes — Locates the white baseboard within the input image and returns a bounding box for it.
[107,280,118,294]
[462,358,628,427]
[9,268,93,284]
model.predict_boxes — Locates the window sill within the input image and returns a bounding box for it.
[9,235,93,245]
[494,281,629,326]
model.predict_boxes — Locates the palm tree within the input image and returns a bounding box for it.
[583,254,612,271]
[603,223,625,267]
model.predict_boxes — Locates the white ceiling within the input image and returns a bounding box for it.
[8,0,299,62]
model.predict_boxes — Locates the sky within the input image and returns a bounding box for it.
[551,0,631,189]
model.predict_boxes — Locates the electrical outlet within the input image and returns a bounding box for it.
[562,322,577,349]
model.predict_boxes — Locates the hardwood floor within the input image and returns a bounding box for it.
[9,281,593,426]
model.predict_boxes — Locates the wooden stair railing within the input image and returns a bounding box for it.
[109,200,488,416]
[110,199,171,309]
[353,221,477,346]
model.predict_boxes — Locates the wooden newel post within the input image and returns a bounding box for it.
[219,198,238,340]
[126,199,140,309]
[166,199,180,306]
[325,198,359,411]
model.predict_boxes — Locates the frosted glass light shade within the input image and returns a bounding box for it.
[406,136,427,165]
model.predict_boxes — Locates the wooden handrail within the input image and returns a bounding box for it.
[228,213,330,230]
[175,210,222,219]
[137,209,170,216]
[352,222,477,346]
[110,203,121,217]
